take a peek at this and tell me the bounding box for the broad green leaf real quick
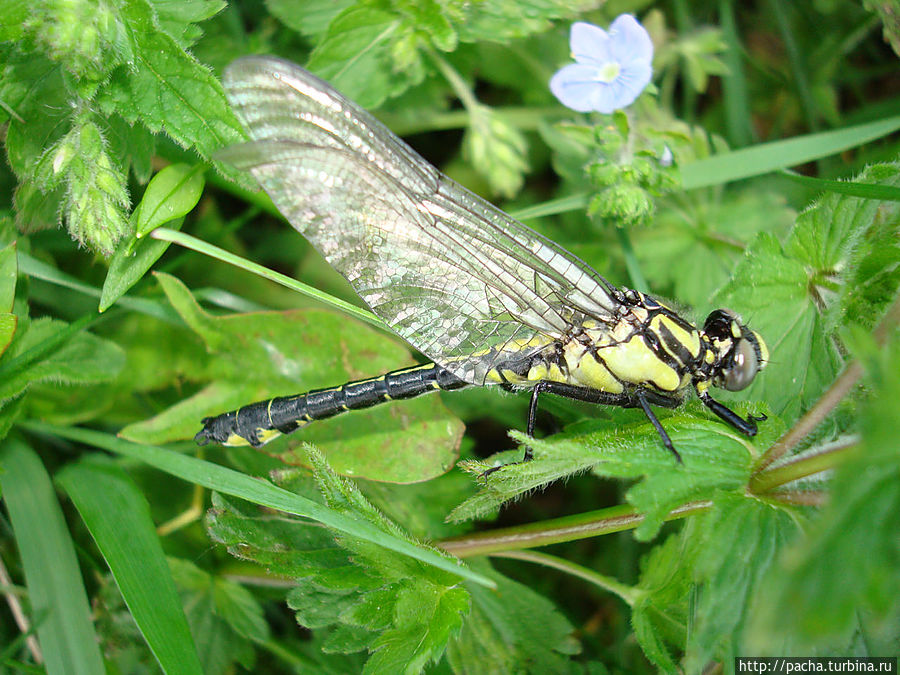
[151,0,227,47]
[135,163,205,236]
[121,273,463,483]
[100,218,185,312]
[715,163,900,425]
[264,0,355,37]
[0,438,106,675]
[0,314,18,359]
[456,0,599,42]
[0,317,125,405]
[632,534,693,673]
[1,54,69,176]
[446,561,579,674]
[452,402,781,535]
[306,6,408,109]
[56,460,204,675]
[746,331,900,651]
[106,113,156,183]
[101,163,204,309]
[684,493,799,671]
[712,232,841,423]
[786,163,900,330]
[106,1,246,176]
[634,190,795,309]
[167,558,265,673]
[0,395,25,443]
[209,446,471,672]
[24,422,493,589]
[0,0,27,43]
[785,164,900,274]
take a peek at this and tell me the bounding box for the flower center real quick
[596,62,621,83]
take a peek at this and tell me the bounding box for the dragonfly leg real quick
[697,391,767,436]
[635,390,682,463]
[482,381,684,476]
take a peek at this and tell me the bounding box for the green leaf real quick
[446,561,579,673]
[0,395,25,443]
[207,450,473,671]
[747,330,900,651]
[297,448,473,667]
[714,163,900,425]
[121,273,463,484]
[0,242,18,356]
[100,219,184,313]
[135,163,205,237]
[167,557,265,673]
[264,0,355,37]
[453,403,781,536]
[105,0,246,175]
[712,232,842,423]
[684,493,799,671]
[634,190,795,309]
[456,0,598,42]
[24,422,494,589]
[0,54,69,178]
[56,459,204,675]
[632,534,692,673]
[151,0,227,47]
[0,0,27,42]
[100,163,204,310]
[307,6,408,109]
[0,438,106,675]
[0,317,125,405]
[0,313,18,360]
[0,240,17,311]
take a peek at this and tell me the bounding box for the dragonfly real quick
[195,56,768,466]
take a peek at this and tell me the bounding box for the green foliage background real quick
[1,1,899,673]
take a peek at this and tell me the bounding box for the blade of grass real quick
[56,460,204,675]
[0,437,106,675]
[681,115,900,188]
[778,170,900,200]
[151,228,387,331]
[20,422,495,589]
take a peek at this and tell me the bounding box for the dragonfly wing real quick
[221,56,621,385]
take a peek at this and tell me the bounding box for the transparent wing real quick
[221,56,621,384]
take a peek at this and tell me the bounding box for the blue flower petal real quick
[550,63,607,113]
[551,15,654,113]
[569,22,612,66]
[608,14,653,66]
[616,60,653,102]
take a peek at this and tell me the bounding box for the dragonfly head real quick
[702,309,768,392]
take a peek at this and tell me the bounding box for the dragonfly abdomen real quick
[195,363,467,448]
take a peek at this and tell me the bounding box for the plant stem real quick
[440,501,711,557]
[490,549,642,605]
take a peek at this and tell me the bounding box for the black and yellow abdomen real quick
[195,363,467,447]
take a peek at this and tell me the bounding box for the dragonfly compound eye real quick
[721,337,760,391]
